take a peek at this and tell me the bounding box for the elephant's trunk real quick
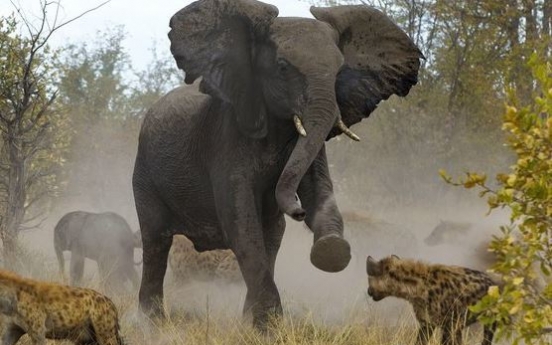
[275,81,338,222]
[275,78,351,273]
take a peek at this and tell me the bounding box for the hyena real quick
[366,255,498,345]
[168,235,242,283]
[0,269,123,345]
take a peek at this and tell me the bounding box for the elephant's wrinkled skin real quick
[133,0,423,327]
[54,211,141,291]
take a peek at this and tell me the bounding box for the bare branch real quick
[37,0,112,52]
[9,0,39,40]
[24,167,53,190]
[23,191,48,211]
[20,211,46,231]
[21,92,57,134]
[9,0,112,76]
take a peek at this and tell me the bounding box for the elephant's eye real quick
[277,58,290,73]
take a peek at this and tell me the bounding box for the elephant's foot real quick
[252,305,283,333]
[139,294,166,320]
[310,234,351,272]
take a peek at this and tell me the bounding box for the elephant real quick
[53,211,142,291]
[423,220,551,290]
[424,220,475,247]
[132,0,423,327]
[423,220,497,271]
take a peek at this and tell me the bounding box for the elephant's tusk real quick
[336,119,360,141]
[293,115,307,137]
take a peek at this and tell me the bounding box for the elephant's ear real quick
[169,0,279,138]
[310,5,424,138]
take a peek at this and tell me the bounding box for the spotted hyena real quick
[366,255,498,345]
[0,269,123,345]
[168,235,242,283]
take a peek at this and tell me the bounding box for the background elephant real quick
[133,0,422,327]
[423,220,497,271]
[423,220,550,290]
[53,211,141,291]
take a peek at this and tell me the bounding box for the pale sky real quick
[1,0,316,70]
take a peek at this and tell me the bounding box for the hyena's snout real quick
[367,286,385,301]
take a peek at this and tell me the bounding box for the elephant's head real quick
[168,0,422,222]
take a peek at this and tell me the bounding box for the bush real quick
[441,53,552,344]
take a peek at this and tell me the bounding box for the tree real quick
[441,54,552,344]
[0,1,107,266]
[52,32,181,216]
[127,43,183,118]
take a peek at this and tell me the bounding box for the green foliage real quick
[127,43,183,118]
[441,54,552,344]
[0,14,70,237]
[56,26,131,124]
[52,29,181,213]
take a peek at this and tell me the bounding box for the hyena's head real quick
[366,255,411,301]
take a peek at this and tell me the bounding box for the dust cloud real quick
[16,106,511,327]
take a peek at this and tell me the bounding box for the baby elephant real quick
[54,211,142,291]
[366,255,498,345]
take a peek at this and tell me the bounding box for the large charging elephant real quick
[133,0,423,327]
[54,211,141,290]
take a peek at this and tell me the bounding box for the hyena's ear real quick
[366,256,382,276]
[391,254,400,260]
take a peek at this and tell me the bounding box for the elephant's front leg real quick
[213,175,281,329]
[242,199,286,318]
[297,146,350,272]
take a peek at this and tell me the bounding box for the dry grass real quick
[116,298,492,345]
[6,246,499,345]
[120,305,416,345]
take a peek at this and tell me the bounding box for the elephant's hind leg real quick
[134,182,174,318]
[70,252,85,286]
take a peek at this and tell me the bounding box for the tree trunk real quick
[543,0,552,57]
[1,125,26,267]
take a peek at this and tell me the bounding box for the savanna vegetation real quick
[1,0,552,344]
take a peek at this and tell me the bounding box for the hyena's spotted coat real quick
[168,235,242,283]
[366,255,498,345]
[0,269,123,345]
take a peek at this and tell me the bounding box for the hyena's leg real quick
[89,301,123,345]
[93,329,123,345]
[25,316,47,345]
[441,320,463,345]
[481,322,496,345]
[415,321,435,345]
